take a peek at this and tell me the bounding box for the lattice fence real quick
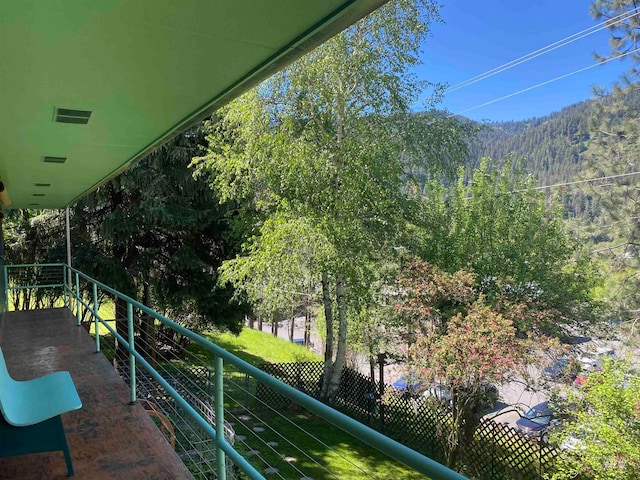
[256,361,564,480]
[256,362,323,408]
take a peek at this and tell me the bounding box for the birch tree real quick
[194,0,473,402]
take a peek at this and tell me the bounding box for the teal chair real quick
[0,346,82,476]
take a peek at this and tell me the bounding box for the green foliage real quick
[590,0,640,80]
[468,100,594,209]
[581,83,640,320]
[72,129,249,332]
[420,159,600,332]
[194,0,474,400]
[550,359,640,479]
[393,261,555,469]
[4,210,66,266]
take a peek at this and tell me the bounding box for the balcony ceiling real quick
[0,0,387,210]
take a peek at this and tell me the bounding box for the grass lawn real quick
[200,327,322,364]
[193,327,428,480]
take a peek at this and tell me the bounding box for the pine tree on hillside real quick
[583,0,640,319]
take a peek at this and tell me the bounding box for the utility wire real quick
[530,171,640,191]
[449,47,640,117]
[446,8,640,93]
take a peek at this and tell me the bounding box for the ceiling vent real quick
[43,156,67,164]
[35,183,51,187]
[32,193,45,197]
[54,108,92,125]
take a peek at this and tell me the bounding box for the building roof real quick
[0,0,387,209]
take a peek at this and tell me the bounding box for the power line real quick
[446,8,640,94]
[531,171,640,191]
[449,47,640,117]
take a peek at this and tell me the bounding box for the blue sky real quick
[414,0,631,122]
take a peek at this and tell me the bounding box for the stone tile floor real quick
[0,307,192,479]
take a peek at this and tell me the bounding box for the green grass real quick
[200,327,322,364]
[191,327,427,479]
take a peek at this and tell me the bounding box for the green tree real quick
[550,359,640,480]
[3,209,68,310]
[584,0,640,322]
[194,0,474,402]
[394,261,549,472]
[71,129,248,365]
[582,85,640,322]
[421,159,599,334]
[591,0,640,78]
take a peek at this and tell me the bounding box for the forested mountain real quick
[468,99,593,187]
[465,88,640,220]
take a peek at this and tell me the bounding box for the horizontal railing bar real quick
[7,283,65,291]
[11,263,466,479]
[5,263,65,268]
[64,264,466,480]
[65,284,265,480]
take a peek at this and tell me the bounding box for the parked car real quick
[543,358,578,381]
[578,347,616,371]
[423,381,452,403]
[423,382,498,409]
[516,401,563,441]
[391,374,424,395]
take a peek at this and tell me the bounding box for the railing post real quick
[93,282,100,353]
[63,265,68,309]
[74,271,81,326]
[215,355,226,480]
[3,264,8,312]
[128,302,136,404]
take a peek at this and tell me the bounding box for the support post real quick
[378,353,386,432]
[0,211,6,313]
[214,355,227,480]
[65,207,72,286]
[93,282,100,352]
[63,265,68,309]
[74,271,81,326]
[128,302,136,404]
[2,264,8,313]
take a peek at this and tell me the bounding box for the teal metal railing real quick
[4,263,468,480]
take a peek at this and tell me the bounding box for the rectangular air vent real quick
[43,156,67,164]
[54,108,92,125]
[32,193,45,197]
[34,183,51,187]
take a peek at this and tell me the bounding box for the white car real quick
[423,381,452,403]
[578,347,615,371]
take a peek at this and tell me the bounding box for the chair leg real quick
[54,416,74,477]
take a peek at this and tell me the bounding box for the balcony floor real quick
[0,307,193,479]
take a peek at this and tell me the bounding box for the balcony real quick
[0,264,467,480]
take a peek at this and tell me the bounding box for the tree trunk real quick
[271,311,279,337]
[304,303,311,347]
[326,274,347,400]
[320,271,334,401]
[289,311,295,342]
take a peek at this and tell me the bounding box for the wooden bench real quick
[0,346,82,476]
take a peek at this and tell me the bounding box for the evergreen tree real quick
[583,0,640,319]
[71,128,248,364]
